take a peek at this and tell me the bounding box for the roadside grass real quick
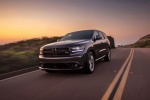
[0,36,61,74]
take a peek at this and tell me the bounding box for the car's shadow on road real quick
[40,59,105,78]
[42,70,86,77]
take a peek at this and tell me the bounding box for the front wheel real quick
[84,52,95,74]
[104,48,111,62]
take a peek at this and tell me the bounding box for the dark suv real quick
[39,30,111,73]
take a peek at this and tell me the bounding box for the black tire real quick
[84,52,95,74]
[104,48,111,62]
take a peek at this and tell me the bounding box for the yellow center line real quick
[101,48,133,100]
[113,49,134,100]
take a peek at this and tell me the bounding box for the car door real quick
[99,31,109,55]
[97,31,107,57]
[93,30,104,59]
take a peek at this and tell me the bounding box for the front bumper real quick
[39,55,86,70]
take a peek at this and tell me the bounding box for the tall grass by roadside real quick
[0,36,61,74]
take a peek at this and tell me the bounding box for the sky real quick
[0,0,150,45]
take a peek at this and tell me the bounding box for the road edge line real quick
[0,66,38,76]
[0,70,39,82]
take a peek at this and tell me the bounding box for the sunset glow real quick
[0,0,150,45]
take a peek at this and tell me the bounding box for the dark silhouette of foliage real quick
[107,36,115,48]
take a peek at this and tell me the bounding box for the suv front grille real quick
[43,48,70,57]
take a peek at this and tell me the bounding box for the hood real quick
[42,40,90,48]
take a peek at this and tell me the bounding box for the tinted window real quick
[102,32,107,39]
[60,30,93,41]
[98,31,104,39]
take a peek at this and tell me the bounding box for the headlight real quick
[70,46,85,52]
[40,48,43,55]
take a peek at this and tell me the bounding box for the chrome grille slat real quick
[43,48,70,57]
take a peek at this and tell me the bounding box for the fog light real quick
[75,64,78,68]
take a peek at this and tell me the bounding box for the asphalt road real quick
[0,48,149,100]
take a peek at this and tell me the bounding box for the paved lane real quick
[122,48,150,100]
[1,48,148,100]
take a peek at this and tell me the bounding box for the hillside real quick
[0,37,61,74]
[0,36,115,74]
[125,34,150,48]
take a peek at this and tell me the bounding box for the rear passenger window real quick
[98,31,104,39]
[102,32,107,39]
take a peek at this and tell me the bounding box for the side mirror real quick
[95,35,102,41]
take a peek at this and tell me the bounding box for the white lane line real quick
[0,66,38,76]
[113,49,134,100]
[101,48,133,100]
[0,70,39,82]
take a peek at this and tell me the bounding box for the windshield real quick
[60,30,93,41]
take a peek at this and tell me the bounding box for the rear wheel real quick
[84,52,95,74]
[104,48,111,61]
